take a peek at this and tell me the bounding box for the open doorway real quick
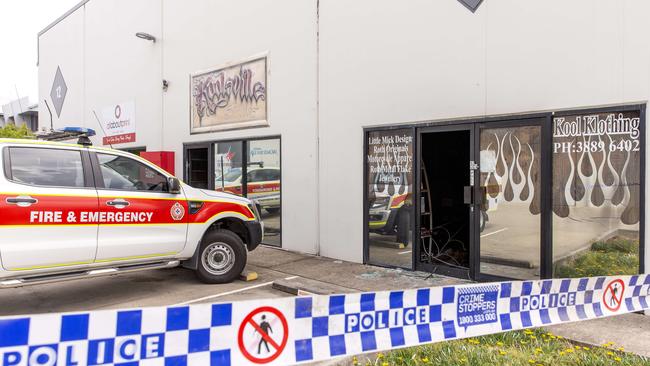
[418,128,472,277]
[186,147,210,189]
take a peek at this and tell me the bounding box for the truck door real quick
[92,152,188,262]
[0,146,98,271]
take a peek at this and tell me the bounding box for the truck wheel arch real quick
[181,218,250,270]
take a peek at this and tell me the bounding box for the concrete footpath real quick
[546,313,650,358]
[0,246,646,362]
[252,247,650,361]
[248,246,467,293]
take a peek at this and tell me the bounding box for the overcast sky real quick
[0,0,80,107]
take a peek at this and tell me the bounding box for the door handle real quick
[463,186,473,205]
[5,196,38,207]
[106,199,130,207]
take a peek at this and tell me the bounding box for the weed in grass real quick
[362,328,649,366]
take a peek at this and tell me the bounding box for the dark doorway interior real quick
[420,130,471,272]
[187,147,209,189]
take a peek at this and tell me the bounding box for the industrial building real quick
[38,0,648,281]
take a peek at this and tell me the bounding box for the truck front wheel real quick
[196,229,247,284]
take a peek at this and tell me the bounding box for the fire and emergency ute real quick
[0,138,263,287]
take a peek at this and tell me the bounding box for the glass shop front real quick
[364,105,645,281]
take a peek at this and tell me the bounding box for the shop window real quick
[212,138,281,247]
[479,125,542,280]
[366,128,414,269]
[215,141,244,196]
[248,139,281,247]
[552,110,642,278]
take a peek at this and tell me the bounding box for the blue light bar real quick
[59,127,96,137]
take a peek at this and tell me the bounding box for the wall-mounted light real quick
[135,32,156,43]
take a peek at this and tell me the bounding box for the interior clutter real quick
[419,131,470,269]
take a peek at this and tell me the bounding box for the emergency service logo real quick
[171,202,185,221]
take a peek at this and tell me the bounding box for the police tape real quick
[0,274,648,366]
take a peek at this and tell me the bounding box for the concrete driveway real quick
[0,246,463,316]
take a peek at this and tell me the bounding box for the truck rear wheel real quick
[196,229,247,284]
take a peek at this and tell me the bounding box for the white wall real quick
[318,0,650,263]
[83,0,163,150]
[39,0,320,256]
[161,0,319,255]
[38,0,162,149]
[38,7,85,128]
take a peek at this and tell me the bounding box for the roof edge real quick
[37,0,90,38]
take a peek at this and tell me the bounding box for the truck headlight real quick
[248,203,261,221]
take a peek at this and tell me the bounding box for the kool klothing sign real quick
[552,111,641,225]
[101,101,136,145]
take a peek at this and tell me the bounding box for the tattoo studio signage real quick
[552,111,641,225]
[191,56,268,133]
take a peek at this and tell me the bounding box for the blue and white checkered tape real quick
[0,274,647,365]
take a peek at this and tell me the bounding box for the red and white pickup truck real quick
[0,138,263,287]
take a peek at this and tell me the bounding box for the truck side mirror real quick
[168,177,181,194]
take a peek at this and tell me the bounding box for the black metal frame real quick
[183,142,214,189]
[416,123,475,280]
[472,116,550,282]
[183,135,283,248]
[363,104,646,281]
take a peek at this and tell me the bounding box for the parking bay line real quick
[174,275,298,306]
[398,250,412,255]
[480,227,508,238]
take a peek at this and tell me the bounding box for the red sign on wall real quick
[103,133,136,145]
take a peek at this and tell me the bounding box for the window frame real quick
[2,145,94,190]
[90,151,171,193]
[183,135,282,247]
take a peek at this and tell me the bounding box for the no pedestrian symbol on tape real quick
[603,279,625,312]
[238,306,289,363]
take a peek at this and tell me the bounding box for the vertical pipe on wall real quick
[315,0,321,255]
[640,105,647,317]
[160,0,165,151]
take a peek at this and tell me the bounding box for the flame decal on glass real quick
[552,111,640,226]
[481,127,540,215]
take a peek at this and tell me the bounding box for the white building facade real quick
[39,0,649,281]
